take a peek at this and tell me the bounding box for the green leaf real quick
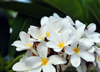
[8,13,40,59]
[86,1,100,24]
[43,0,85,22]
[0,1,64,18]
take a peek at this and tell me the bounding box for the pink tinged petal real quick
[49,55,67,65]
[12,62,28,71]
[37,42,48,58]
[19,31,31,45]
[43,63,56,72]
[86,23,96,34]
[50,31,61,44]
[71,54,81,67]
[46,41,59,49]
[25,56,42,68]
[65,46,74,55]
[75,25,85,39]
[12,41,27,48]
[79,51,95,62]
[41,16,49,26]
[29,65,42,72]
[28,26,40,39]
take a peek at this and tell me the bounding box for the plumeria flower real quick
[40,16,63,40]
[46,29,72,52]
[65,25,95,67]
[12,50,32,72]
[28,26,45,42]
[25,42,67,72]
[83,23,100,43]
[65,41,95,67]
[12,31,33,51]
[12,31,38,55]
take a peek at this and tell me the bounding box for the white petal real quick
[46,41,59,49]
[51,21,62,32]
[50,31,61,44]
[26,50,32,58]
[28,26,40,39]
[65,46,74,55]
[86,23,96,34]
[41,16,49,26]
[25,56,42,68]
[81,59,87,72]
[19,31,31,45]
[88,46,95,53]
[16,47,29,51]
[76,65,82,72]
[12,62,28,71]
[79,42,90,51]
[49,55,67,65]
[95,46,100,55]
[79,38,94,48]
[29,65,42,72]
[54,48,62,52]
[61,29,69,43]
[12,41,27,48]
[53,13,60,19]
[75,25,85,39]
[75,20,84,28]
[79,51,95,61]
[37,42,48,58]
[71,54,81,67]
[43,63,56,72]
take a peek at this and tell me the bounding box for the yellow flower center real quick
[41,58,48,66]
[58,43,64,49]
[39,37,43,39]
[27,44,32,47]
[46,32,50,37]
[27,68,30,71]
[73,47,80,54]
[98,57,99,60]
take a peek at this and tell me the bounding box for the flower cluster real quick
[12,13,100,72]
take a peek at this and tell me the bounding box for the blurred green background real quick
[0,0,100,72]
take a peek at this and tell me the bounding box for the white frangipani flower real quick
[12,50,32,72]
[65,41,95,67]
[25,42,67,72]
[12,31,33,51]
[65,25,94,67]
[46,29,72,52]
[40,16,63,39]
[28,26,45,42]
[84,23,100,43]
